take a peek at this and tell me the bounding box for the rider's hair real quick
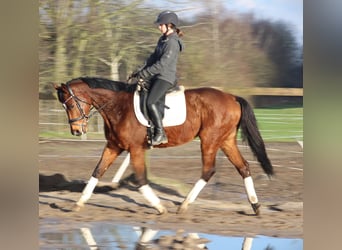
[168,23,184,37]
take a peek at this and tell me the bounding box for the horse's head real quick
[54,82,92,136]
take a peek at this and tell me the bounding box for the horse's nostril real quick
[72,129,82,136]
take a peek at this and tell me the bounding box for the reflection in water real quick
[40,219,303,249]
[135,227,158,247]
[242,237,253,250]
[135,227,209,249]
[80,227,98,250]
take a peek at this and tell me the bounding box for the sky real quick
[225,0,303,44]
[145,0,303,45]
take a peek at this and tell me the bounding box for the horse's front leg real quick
[73,144,122,211]
[130,148,167,215]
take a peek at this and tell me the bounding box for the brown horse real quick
[54,77,273,215]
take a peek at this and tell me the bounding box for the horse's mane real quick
[68,77,137,93]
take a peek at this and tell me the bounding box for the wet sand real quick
[39,140,303,238]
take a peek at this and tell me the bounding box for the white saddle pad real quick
[133,85,186,127]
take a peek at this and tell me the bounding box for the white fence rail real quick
[39,100,105,137]
[39,100,303,141]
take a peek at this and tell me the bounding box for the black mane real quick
[68,77,137,93]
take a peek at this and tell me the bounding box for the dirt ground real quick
[39,139,303,239]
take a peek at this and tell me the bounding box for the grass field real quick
[252,107,303,142]
[39,107,303,142]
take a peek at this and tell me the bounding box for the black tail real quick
[236,96,274,177]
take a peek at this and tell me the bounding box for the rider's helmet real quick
[154,11,179,27]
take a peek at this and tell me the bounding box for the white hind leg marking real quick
[244,176,258,204]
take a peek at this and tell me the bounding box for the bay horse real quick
[54,77,273,215]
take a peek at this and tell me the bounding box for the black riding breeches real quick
[146,79,173,109]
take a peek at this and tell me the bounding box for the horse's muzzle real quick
[71,129,83,136]
[70,123,87,136]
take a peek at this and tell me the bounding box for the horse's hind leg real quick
[221,136,261,215]
[73,144,123,211]
[177,143,218,214]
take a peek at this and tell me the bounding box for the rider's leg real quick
[147,79,172,145]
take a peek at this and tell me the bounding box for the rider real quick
[132,10,184,146]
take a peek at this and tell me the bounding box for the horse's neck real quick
[91,90,130,122]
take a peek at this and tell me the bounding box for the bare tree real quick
[39,0,302,97]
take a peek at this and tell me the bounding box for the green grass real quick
[39,131,105,140]
[241,107,303,142]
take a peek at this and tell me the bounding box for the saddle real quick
[133,85,187,127]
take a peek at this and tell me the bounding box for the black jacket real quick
[142,32,183,85]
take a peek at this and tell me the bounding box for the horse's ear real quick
[53,83,60,90]
[53,83,65,90]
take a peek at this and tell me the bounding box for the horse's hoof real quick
[251,203,261,215]
[156,204,168,215]
[72,204,83,212]
[177,204,188,214]
[110,182,120,189]
[158,208,168,215]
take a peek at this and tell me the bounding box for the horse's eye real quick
[62,103,74,110]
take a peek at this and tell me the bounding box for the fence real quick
[39,100,105,139]
[39,90,303,142]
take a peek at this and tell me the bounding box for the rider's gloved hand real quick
[137,69,152,81]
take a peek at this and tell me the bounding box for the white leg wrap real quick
[138,228,159,244]
[188,233,206,249]
[111,153,130,183]
[244,176,258,204]
[80,228,98,250]
[77,176,98,205]
[139,184,161,207]
[242,237,254,250]
[187,179,207,203]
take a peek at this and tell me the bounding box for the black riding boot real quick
[149,104,168,145]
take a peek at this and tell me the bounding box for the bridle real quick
[62,83,105,126]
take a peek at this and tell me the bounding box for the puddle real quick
[40,219,303,249]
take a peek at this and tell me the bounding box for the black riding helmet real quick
[154,11,179,27]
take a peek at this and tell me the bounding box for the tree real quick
[178,11,276,88]
[39,0,158,92]
[39,1,302,98]
[252,20,302,87]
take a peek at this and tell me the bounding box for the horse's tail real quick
[235,96,274,177]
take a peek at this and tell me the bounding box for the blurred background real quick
[39,0,303,139]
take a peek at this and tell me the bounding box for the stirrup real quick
[152,133,168,146]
